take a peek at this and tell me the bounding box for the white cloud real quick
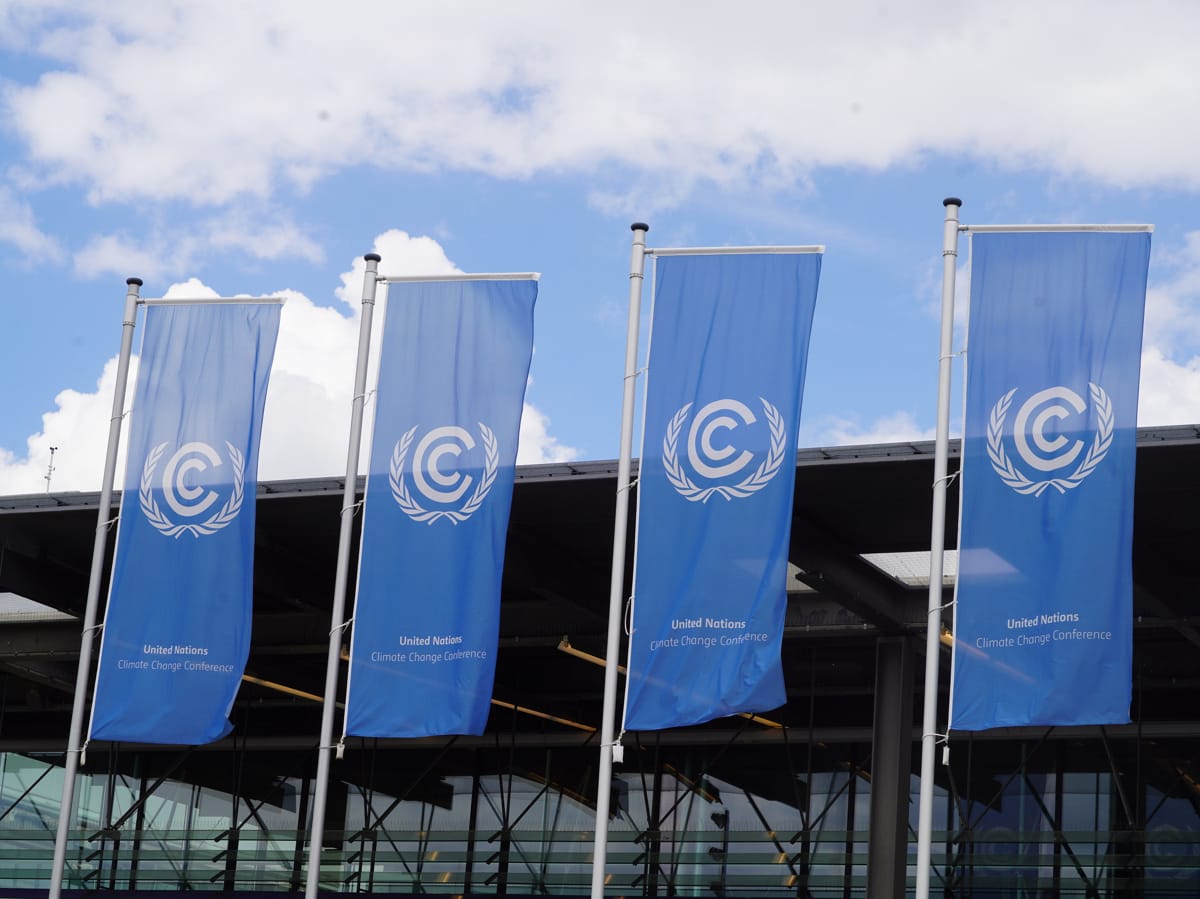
[1137,231,1200,426]
[367,230,461,288]
[813,411,935,448]
[74,233,165,280]
[1143,236,1200,358]
[0,185,61,260]
[0,355,137,495]
[6,3,1200,207]
[1138,347,1200,427]
[72,209,324,280]
[0,230,578,494]
[203,211,325,264]
[517,404,579,465]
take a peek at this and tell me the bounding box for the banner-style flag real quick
[623,251,821,731]
[950,230,1150,730]
[90,300,281,744]
[344,277,536,738]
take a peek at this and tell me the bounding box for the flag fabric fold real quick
[344,278,536,738]
[623,251,821,731]
[90,300,281,745]
[950,230,1150,730]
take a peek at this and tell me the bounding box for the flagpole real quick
[305,253,381,899]
[590,223,649,899]
[915,198,961,899]
[49,277,143,899]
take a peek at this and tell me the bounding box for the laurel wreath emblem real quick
[389,423,500,524]
[986,383,1114,497]
[139,441,245,538]
[662,397,788,502]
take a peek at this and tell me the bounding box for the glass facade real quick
[2,730,1200,895]
[2,435,1197,897]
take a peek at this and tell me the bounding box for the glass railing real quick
[0,827,1196,894]
[3,826,863,893]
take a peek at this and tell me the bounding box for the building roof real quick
[1,425,1198,750]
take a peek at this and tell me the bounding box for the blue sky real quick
[2,2,1199,493]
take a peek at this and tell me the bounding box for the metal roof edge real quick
[3,424,1198,512]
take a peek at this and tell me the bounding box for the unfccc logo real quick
[140,441,245,537]
[663,397,787,502]
[389,424,499,524]
[987,384,1114,496]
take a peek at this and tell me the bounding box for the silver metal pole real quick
[589,223,649,899]
[49,277,143,899]
[304,253,381,899]
[915,198,962,899]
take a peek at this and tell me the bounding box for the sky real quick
[2,1,1200,494]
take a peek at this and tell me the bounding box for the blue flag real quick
[950,230,1150,731]
[623,251,821,731]
[345,278,536,738]
[90,300,281,745]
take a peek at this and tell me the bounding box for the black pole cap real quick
[631,222,650,232]
[943,197,963,207]
[364,253,382,262]
[126,277,143,287]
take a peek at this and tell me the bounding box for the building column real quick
[866,636,915,899]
